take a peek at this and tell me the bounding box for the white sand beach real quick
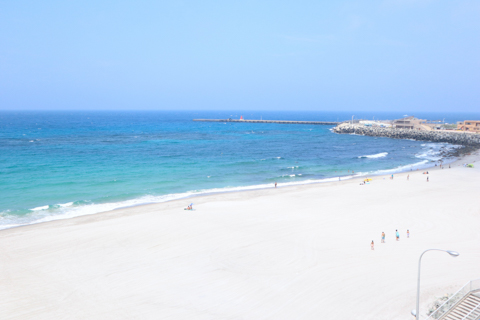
[1,152,479,320]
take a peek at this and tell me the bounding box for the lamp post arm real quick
[416,249,453,320]
[416,250,428,319]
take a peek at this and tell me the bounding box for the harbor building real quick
[393,116,429,130]
[457,120,480,132]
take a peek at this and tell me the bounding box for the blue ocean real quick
[1,111,478,229]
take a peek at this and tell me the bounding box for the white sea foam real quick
[414,142,461,161]
[358,152,388,159]
[355,142,459,177]
[354,160,428,177]
[58,202,73,207]
[0,175,356,231]
[31,205,49,211]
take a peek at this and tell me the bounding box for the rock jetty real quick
[333,124,480,146]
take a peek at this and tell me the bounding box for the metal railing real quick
[461,303,480,320]
[426,278,480,319]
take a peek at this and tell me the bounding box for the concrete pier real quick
[193,119,339,125]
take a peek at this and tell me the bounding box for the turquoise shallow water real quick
[1,110,478,229]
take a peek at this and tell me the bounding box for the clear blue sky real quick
[1,1,479,111]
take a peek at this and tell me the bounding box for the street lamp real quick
[412,249,460,319]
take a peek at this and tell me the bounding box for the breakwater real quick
[333,124,480,146]
[193,119,339,125]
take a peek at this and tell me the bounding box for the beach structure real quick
[457,120,480,132]
[426,279,480,320]
[393,116,430,130]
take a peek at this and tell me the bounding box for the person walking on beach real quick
[381,232,385,243]
[395,229,399,241]
[371,240,374,250]
[275,182,277,188]
[427,176,429,182]
[407,174,409,180]
[407,230,410,238]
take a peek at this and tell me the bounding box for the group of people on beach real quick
[434,163,451,169]
[371,229,409,250]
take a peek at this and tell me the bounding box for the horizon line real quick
[1,109,479,114]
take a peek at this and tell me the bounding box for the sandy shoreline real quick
[0,141,460,232]
[1,151,479,319]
